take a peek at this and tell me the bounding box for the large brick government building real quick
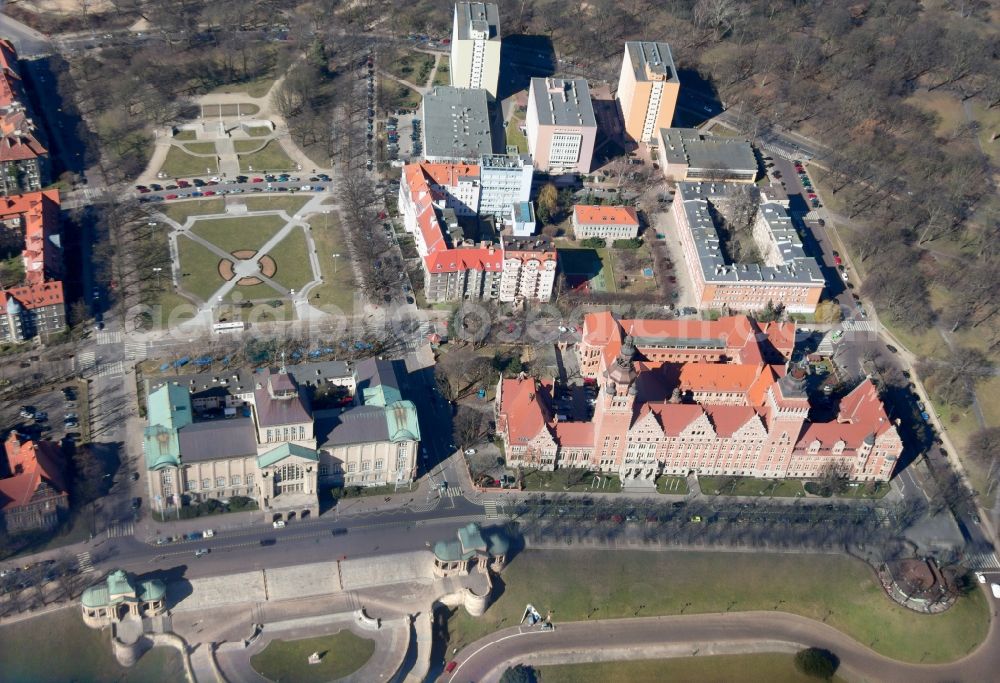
[496,312,902,483]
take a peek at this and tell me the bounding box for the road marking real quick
[76,551,94,573]
[967,551,1000,571]
[451,626,554,680]
[106,521,134,539]
[484,500,499,519]
[96,330,123,345]
[77,351,96,371]
[95,360,124,378]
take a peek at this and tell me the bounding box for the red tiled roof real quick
[425,247,503,273]
[573,204,639,226]
[647,403,704,436]
[0,40,47,162]
[0,432,67,511]
[0,280,64,311]
[679,363,762,393]
[554,421,593,447]
[702,404,760,438]
[498,378,551,444]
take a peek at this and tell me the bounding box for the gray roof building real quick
[421,86,494,161]
[177,419,257,463]
[454,2,500,41]
[253,369,312,427]
[675,182,824,287]
[657,128,757,183]
[624,41,679,84]
[529,77,596,127]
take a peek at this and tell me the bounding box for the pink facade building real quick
[525,77,597,174]
[496,312,902,484]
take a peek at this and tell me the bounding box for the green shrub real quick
[612,238,641,249]
[794,648,839,679]
[580,237,606,249]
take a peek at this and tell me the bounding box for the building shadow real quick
[498,34,556,101]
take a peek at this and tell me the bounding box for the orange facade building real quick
[496,312,901,484]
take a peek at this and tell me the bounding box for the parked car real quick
[273,520,286,529]
[194,549,209,558]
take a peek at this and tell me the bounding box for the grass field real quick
[505,112,528,154]
[0,607,185,683]
[537,654,847,683]
[177,236,225,301]
[201,102,261,117]
[656,475,689,494]
[432,58,450,87]
[444,550,989,664]
[381,81,421,112]
[307,213,356,314]
[246,125,273,137]
[522,469,622,493]
[384,50,435,85]
[173,130,197,141]
[159,199,226,224]
[699,476,805,498]
[224,282,283,304]
[557,247,614,292]
[181,141,218,156]
[190,215,286,252]
[250,629,374,683]
[210,76,275,98]
[906,89,966,137]
[161,145,218,177]
[238,140,296,172]
[233,139,268,154]
[267,226,315,292]
[241,195,310,214]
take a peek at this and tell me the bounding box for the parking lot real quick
[1,380,87,447]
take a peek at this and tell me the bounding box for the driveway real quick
[449,607,1000,683]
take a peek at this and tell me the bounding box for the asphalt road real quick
[450,607,1000,683]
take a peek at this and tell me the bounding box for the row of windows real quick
[185,474,254,491]
[266,426,307,442]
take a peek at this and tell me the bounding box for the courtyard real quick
[249,629,375,683]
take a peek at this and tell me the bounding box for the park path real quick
[451,608,1000,683]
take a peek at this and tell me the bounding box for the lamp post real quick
[332,253,341,273]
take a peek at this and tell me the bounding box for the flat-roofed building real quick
[478,153,533,218]
[616,41,680,144]
[672,182,825,314]
[526,77,597,174]
[571,204,640,240]
[450,2,502,98]
[421,86,495,162]
[656,128,757,183]
[507,201,536,237]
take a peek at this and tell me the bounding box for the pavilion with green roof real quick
[431,522,509,578]
[81,569,167,629]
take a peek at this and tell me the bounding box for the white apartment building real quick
[450,2,502,99]
[499,235,557,303]
[478,153,533,218]
[525,77,597,174]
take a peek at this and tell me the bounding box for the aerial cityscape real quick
[0,1,997,682]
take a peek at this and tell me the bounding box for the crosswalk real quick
[96,329,123,345]
[484,499,499,519]
[441,487,462,499]
[76,551,94,574]
[125,339,148,361]
[106,521,134,539]
[77,350,96,371]
[966,551,1000,571]
[842,320,877,333]
[94,360,125,378]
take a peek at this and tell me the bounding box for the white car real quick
[272,520,286,529]
[464,448,476,455]
[203,529,215,538]
[976,572,986,584]
[558,326,568,333]
[992,583,1000,599]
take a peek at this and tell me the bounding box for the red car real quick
[378,211,387,219]
[203,191,216,196]
[165,194,178,200]
[177,180,191,188]
[833,255,843,266]
[252,177,264,183]
[445,661,457,673]
[137,187,150,193]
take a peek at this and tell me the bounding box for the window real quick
[266,429,273,442]
[216,476,225,488]
[348,463,356,473]
[185,480,195,491]
[375,460,383,470]
[231,474,241,486]
[162,471,173,484]
[275,463,304,483]
[246,474,254,489]
[362,461,371,471]
[318,465,329,476]
[298,425,305,439]
[202,478,211,490]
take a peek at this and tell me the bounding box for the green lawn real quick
[172,129,197,141]
[246,126,273,137]
[181,141,218,156]
[384,50,435,85]
[0,607,185,683]
[250,629,374,683]
[224,282,285,304]
[538,654,847,683]
[234,139,267,154]
[381,81,421,112]
[177,235,225,301]
[241,195,311,214]
[445,550,989,664]
[432,58,450,87]
[210,76,275,98]
[238,140,295,172]
[505,113,528,154]
[307,214,356,315]
[266,226,315,292]
[699,476,805,498]
[159,199,226,225]
[655,475,688,495]
[160,145,218,177]
[190,215,287,252]
[201,102,261,117]
[522,469,622,493]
